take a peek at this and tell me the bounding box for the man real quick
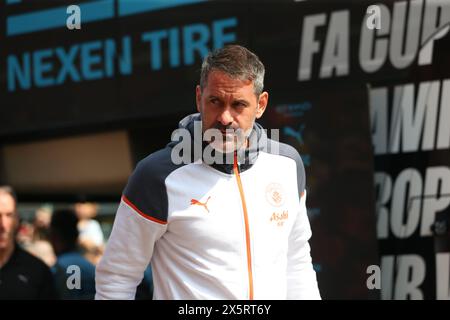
[96,45,321,299]
[49,209,96,300]
[0,186,56,299]
[74,201,105,266]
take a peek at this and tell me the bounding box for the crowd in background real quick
[18,202,105,269]
[0,186,153,299]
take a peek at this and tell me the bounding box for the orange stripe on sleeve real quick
[122,195,167,225]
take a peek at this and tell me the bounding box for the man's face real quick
[0,193,17,250]
[196,70,268,153]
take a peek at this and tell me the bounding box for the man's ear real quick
[256,91,269,119]
[196,85,202,113]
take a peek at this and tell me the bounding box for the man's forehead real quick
[204,82,255,101]
[206,91,251,101]
[206,71,253,90]
[0,193,16,212]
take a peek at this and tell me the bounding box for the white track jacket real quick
[95,113,321,300]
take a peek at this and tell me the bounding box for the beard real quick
[204,124,252,154]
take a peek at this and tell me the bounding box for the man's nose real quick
[217,107,234,126]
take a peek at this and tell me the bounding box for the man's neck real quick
[0,242,15,268]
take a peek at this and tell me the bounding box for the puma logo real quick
[190,196,211,213]
[283,124,305,145]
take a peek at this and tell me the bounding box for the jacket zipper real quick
[233,151,254,300]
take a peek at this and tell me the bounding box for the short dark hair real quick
[51,209,79,248]
[200,45,265,96]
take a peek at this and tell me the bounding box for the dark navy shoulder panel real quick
[265,139,306,194]
[123,146,185,223]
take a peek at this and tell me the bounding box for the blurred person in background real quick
[23,206,56,267]
[49,208,96,300]
[0,186,57,299]
[74,201,104,265]
[34,206,52,232]
[15,220,34,247]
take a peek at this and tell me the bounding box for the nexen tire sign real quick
[296,0,450,299]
